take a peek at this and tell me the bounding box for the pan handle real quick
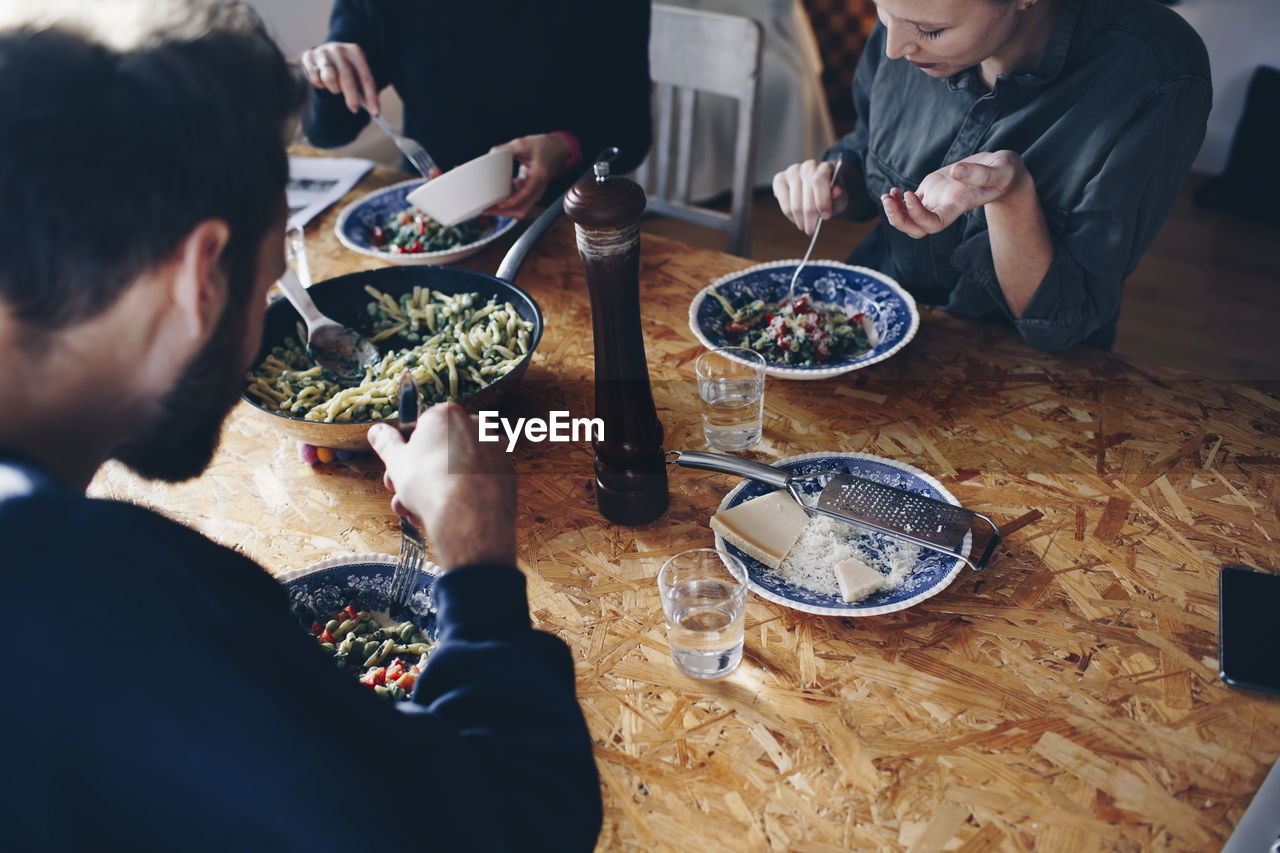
[667,450,792,489]
[495,146,621,283]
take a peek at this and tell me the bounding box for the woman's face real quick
[874,0,1020,78]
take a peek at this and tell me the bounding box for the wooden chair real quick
[637,4,763,257]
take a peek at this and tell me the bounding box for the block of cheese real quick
[710,491,811,569]
[834,556,886,603]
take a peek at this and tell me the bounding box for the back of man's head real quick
[0,0,303,332]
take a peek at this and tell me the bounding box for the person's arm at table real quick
[879,150,1052,318]
[301,0,385,148]
[881,70,1210,351]
[367,403,603,851]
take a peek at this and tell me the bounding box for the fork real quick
[368,109,439,180]
[389,516,426,607]
[388,370,425,607]
[785,154,843,311]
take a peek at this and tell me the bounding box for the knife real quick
[397,370,420,440]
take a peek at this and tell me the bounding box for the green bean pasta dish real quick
[711,292,876,367]
[245,285,533,422]
[309,604,434,701]
[370,207,492,254]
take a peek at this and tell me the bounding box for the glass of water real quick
[658,548,748,679]
[695,347,766,452]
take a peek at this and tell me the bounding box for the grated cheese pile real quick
[773,513,921,600]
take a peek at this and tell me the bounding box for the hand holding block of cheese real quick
[834,556,886,602]
[710,491,811,570]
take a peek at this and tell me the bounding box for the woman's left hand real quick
[485,133,574,220]
[881,150,1028,238]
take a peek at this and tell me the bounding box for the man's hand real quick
[301,41,379,115]
[773,158,848,236]
[485,133,574,220]
[881,150,1028,238]
[367,403,516,570]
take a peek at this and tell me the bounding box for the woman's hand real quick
[301,41,379,115]
[485,133,575,220]
[881,150,1028,238]
[773,159,848,236]
[367,403,517,570]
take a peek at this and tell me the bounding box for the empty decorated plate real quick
[689,260,919,379]
[334,178,517,266]
[713,452,969,617]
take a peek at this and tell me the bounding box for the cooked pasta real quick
[369,207,492,254]
[245,285,533,422]
[310,604,434,701]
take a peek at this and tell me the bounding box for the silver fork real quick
[388,370,425,607]
[368,110,439,180]
[389,516,426,607]
[785,154,843,311]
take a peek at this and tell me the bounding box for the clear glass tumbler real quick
[658,548,748,679]
[695,347,766,452]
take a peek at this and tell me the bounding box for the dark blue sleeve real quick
[0,488,601,852]
[301,0,381,148]
[411,565,604,852]
[559,0,652,177]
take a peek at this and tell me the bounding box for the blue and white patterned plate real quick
[334,179,518,266]
[689,259,919,379]
[277,552,440,634]
[713,452,969,617]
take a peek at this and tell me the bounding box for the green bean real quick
[363,638,395,668]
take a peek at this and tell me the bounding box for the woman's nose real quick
[883,20,917,60]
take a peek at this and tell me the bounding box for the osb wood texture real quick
[90,164,1280,851]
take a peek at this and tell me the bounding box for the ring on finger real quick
[315,60,334,72]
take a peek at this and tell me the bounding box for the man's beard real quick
[112,300,255,483]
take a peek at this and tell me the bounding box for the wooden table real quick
[91,165,1280,851]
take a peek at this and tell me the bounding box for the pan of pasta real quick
[241,202,553,451]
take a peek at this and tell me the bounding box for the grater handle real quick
[972,511,1002,571]
[667,451,792,489]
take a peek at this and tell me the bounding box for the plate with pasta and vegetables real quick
[688,259,919,379]
[242,265,543,451]
[335,178,518,266]
[279,553,439,701]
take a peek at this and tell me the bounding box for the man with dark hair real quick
[0,2,603,849]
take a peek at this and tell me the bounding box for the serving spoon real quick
[277,224,379,386]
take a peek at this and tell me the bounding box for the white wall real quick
[246,0,401,164]
[1174,0,1280,174]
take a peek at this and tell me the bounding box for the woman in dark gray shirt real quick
[774,0,1210,351]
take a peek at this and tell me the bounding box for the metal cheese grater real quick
[670,450,1002,572]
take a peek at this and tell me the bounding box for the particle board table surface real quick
[90,162,1280,852]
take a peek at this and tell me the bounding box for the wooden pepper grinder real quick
[563,160,669,525]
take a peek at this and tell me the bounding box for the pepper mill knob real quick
[563,161,668,525]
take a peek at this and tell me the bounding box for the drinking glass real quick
[695,347,765,451]
[658,548,748,679]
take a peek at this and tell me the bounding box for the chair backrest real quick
[639,4,763,257]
